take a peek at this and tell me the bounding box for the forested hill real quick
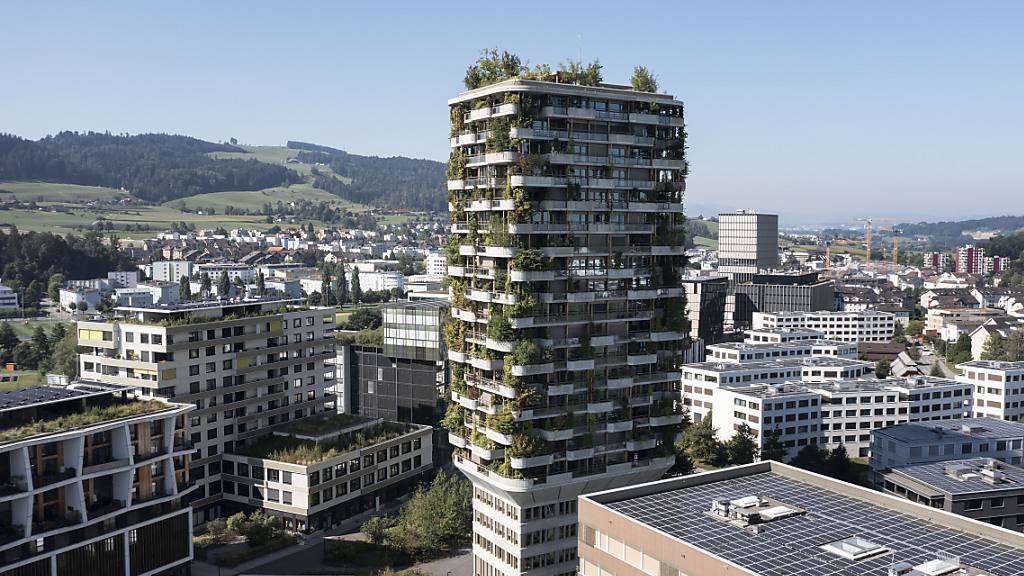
[896,215,1024,246]
[288,141,446,212]
[0,132,302,203]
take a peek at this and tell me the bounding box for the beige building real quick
[76,297,337,524]
[578,461,1024,576]
[957,360,1024,421]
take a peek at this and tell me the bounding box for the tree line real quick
[0,323,80,378]
[0,132,302,203]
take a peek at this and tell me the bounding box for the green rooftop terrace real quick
[273,413,377,439]
[237,421,417,465]
[0,400,173,445]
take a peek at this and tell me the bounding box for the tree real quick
[256,271,266,296]
[725,424,759,465]
[48,327,80,378]
[947,333,973,366]
[760,428,787,462]
[981,333,1007,361]
[179,275,192,301]
[824,445,856,483]
[875,360,891,378]
[320,271,333,306]
[1006,330,1024,362]
[382,470,472,559]
[668,444,695,476]
[335,264,349,307]
[361,515,397,545]
[892,321,905,342]
[47,273,65,301]
[217,272,230,298]
[199,272,212,297]
[0,323,18,353]
[24,280,41,307]
[350,266,362,304]
[631,65,658,92]
[789,444,828,473]
[907,319,924,338]
[680,416,724,465]
[930,363,945,377]
[341,308,382,331]
[30,326,51,359]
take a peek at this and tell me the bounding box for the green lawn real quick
[208,145,352,183]
[693,236,718,249]
[3,318,66,340]
[163,182,367,214]
[0,181,128,203]
[0,372,44,391]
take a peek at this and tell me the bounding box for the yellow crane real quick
[878,226,901,268]
[856,218,873,263]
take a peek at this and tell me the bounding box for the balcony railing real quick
[33,468,76,488]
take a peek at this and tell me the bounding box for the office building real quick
[220,413,433,532]
[753,310,896,343]
[870,417,1024,476]
[717,211,779,277]
[705,337,858,363]
[577,461,1024,576]
[680,276,727,344]
[733,271,835,329]
[0,382,195,576]
[76,297,337,524]
[957,360,1024,421]
[350,269,404,293]
[881,458,1024,532]
[0,283,18,310]
[744,327,826,343]
[446,75,688,576]
[424,253,447,277]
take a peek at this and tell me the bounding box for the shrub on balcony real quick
[467,213,479,244]
[485,116,512,152]
[511,248,546,271]
[489,457,525,479]
[450,105,466,136]
[446,149,467,181]
[442,404,467,436]
[443,319,466,353]
[471,431,496,450]
[631,66,658,93]
[510,339,545,366]
[486,405,516,435]
[486,307,516,342]
[506,433,548,459]
[514,384,541,412]
[507,293,536,319]
[445,237,460,266]
[485,214,512,246]
[510,187,533,224]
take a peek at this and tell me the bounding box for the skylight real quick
[820,536,888,561]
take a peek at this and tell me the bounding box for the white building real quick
[753,310,896,343]
[744,327,826,343]
[0,282,18,309]
[59,287,103,312]
[150,260,194,283]
[424,253,447,277]
[137,281,181,305]
[717,210,780,277]
[352,269,404,293]
[107,270,139,288]
[115,287,155,307]
[957,360,1024,421]
[705,338,859,364]
[196,262,256,283]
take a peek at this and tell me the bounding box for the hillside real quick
[896,215,1024,246]
[0,132,302,203]
[288,141,446,211]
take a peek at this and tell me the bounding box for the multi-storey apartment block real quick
[925,251,950,270]
[752,310,896,342]
[76,297,337,524]
[744,327,825,343]
[445,75,688,576]
[0,382,195,576]
[705,337,858,363]
[955,244,986,275]
[220,414,432,532]
[957,360,1024,421]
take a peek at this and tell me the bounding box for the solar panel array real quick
[890,458,1024,496]
[0,386,91,410]
[606,471,1024,576]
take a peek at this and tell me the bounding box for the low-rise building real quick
[221,413,432,532]
[0,283,18,309]
[578,461,1024,576]
[705,338,858,364]
[0,382,195,576]
[752,310,896,343]
[926,306,1005,340]
[881,458,1024,532]
[870,417,1024,475]
[58,287,103,312]
[196,262,256,283]
[957,360,1024,421]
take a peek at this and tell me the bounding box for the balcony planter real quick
[509,454,555,469]
[483,246,516,258]
[625,438,657,451]
[606,377,634,390]
[649,414,684,427]
[470,444,504,460]
[536,428,574,441]
[484,428,515,445]
[565,447,595,460]
[448,350,467,363]
[587,401,614,414]
[630,394,654,407]
[511,362,554,376]
[510,270,560,282]
[447,180,465,191]
[485,338,515,353]
[470,357,502,371]
[509,317,534,329]
[566,292,595,303]
[565,359,595,371]
[459,245,477,256]
[606,420,634,433]
[546,383,574,396]
[451,391,477,410]
[541,246,574,257]
[469,289,491,303]
[447,266,465,277]
[627,353,658,366]
[650,331,683,342]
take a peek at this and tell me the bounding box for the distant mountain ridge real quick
[0,132,447,211]
[896,215,1024,244]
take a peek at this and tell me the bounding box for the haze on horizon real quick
[2,1,1023,225]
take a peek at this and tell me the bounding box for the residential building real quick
[136,281,181,306]
[743,327,825,343]
[955,244,986,275]
[196,262,256,283]
[150,260,194,283]
[881,458,1024,532]
[220,413,433,532]
[870,417,1024,475]
[114,287,155,307]
[925,251,950,270]
[680,276,727,344]
[988,255,1008,274]
[969,317,1024,360]
[957,360,1024,421]
[351,269,404,293]
[58,287,102,313]
[106,271,139,289]
[424,253,447,277]
[752,310,896,343]
[0,382,195,576]
[733,271,836,329]
[926,306,1005,341]
[0,283,18,309]
[447,76,688,576]
[577,461,1024,576]
[705,338,858,363]
[76,297,337,524]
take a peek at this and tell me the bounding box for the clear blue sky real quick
[3,1,1023,224]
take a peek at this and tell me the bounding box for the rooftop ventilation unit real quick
[979,467,1006,485]
[945,463,974,480]
[910,554,961,576]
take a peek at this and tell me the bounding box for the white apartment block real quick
[682,357,872,424]
[107,270,139,289]
[150,260,194,283]
[714,384,824,457]
[353,270,404,293]
[753,310,896,343]
[717,210,780,276]
[744,327,825,343]
[0,282,18,309]
[76,297,337,524]
[196,263,256,283]
[424,253,447,277]
[705,339,858,364]
[59,287,103,312]
[957,360,1024,421]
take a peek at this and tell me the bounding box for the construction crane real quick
[856,218,873,264]
[877,226,902,268]
[825,240,831,270]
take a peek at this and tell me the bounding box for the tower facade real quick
[445,77,688,576]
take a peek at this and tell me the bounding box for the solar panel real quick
[605,471,1024,576]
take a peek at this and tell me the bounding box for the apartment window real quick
[991,497,1005,508]
[268,469,280,482]
[189,365,200,376]
[283,491,292,505]
[267,489,280,502]
[252,466,265,480]
[282,471,292,485]
[205,362,216,373]
[964,499,983,511]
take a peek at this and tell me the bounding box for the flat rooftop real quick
[587,462,1024,576]
[958,360,1024,371]
[0,381,133,412]
[116,295,304,314]
[875,418,1024,445]
[710,339,851,351]
[683,356,870,373]
[886,458,1024,497]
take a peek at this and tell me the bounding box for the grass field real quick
[2,318,67,340]
[0,205,282,238]
[0,372,44,392]
[0,181,128,203]
[163,182,367,214]
[693,236,718,249]
[208,145,352,183]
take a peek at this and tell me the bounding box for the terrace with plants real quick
[236,422,416,466]
[0,400,173,445]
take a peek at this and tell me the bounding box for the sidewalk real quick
[192,496,411,576]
